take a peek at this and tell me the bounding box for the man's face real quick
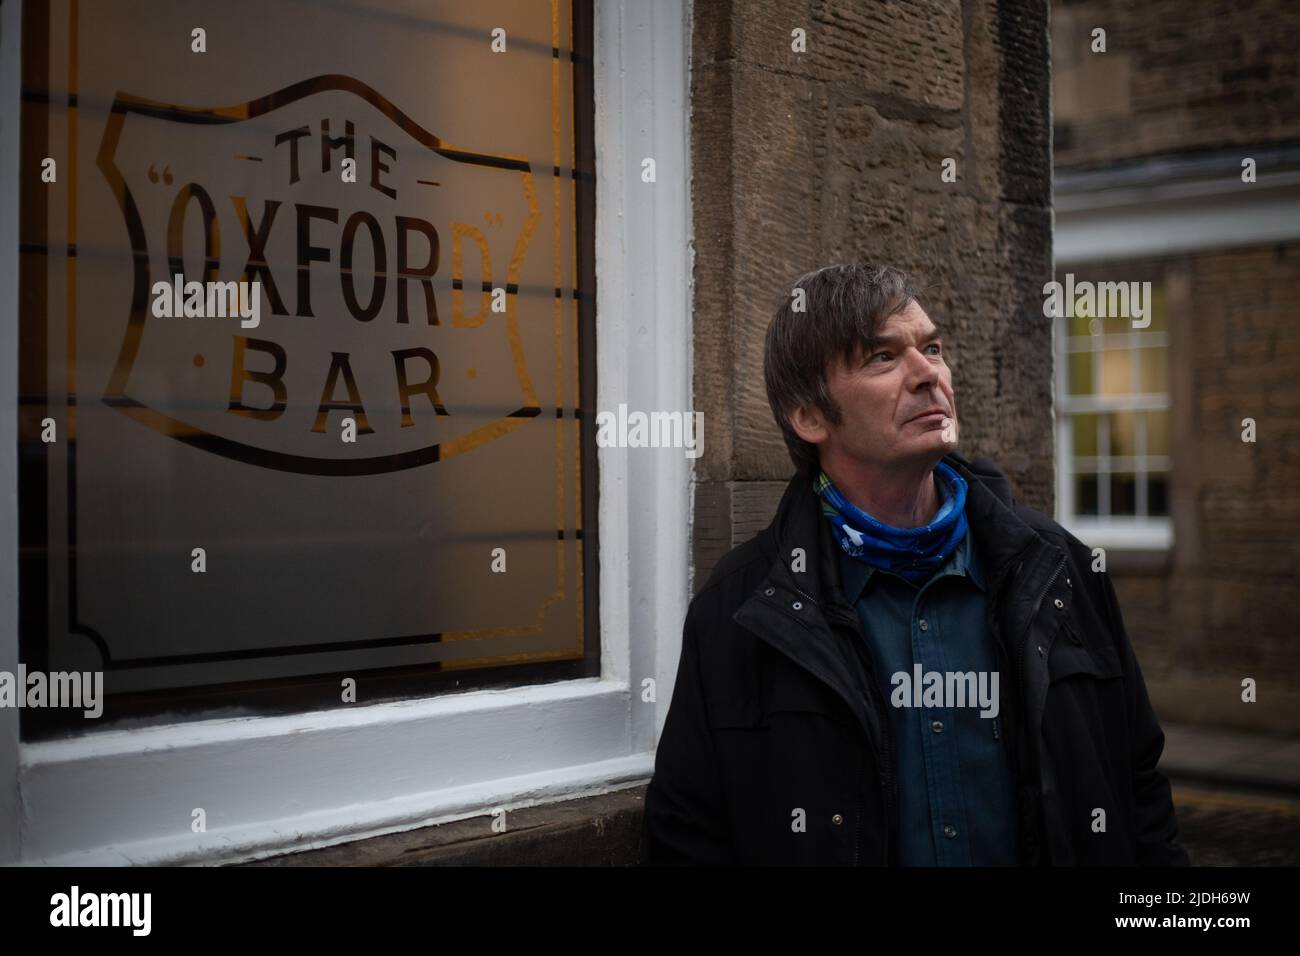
[796,300,958,472]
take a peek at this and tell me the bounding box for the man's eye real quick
[928,343,942,354]
[871,352,891,363]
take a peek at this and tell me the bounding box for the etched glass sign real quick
[18,0,597,734]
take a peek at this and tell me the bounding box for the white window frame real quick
[1054,149,1300,552]
[1054,167,1300,265]
[0,0,694,865]
[1054,314,1172,551]
[1055,152,1289,548]
[1050,143,1300,554]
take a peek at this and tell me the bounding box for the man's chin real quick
[890,436,953,469]
[912,416,959,449]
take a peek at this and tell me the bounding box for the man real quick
[641,263,1189,866]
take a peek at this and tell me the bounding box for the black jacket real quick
[641,451,1190,866]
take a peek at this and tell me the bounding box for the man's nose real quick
[902,346,938,388]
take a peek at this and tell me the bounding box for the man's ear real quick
[788,403,827,446]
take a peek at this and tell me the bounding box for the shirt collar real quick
[836,521,985,603]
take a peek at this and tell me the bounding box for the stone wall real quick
[690,0,1054,589]
[1081,244,1300,733]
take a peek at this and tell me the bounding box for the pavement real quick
[1158,723,1300,794]
[1153,724,1300,865]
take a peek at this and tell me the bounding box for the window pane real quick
[1069,350,1094,395]
[18,0,598,735]
[1072,413,1098,456]
[1075,474,1099,516]
[1111,473,1138,516]
[1101,310,1129,336]
[1148,473,1169,516]
[1100,348,1132,395]
[1109,410,1138,458]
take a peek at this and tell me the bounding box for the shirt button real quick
[1054,598,1064,609]
[792,601,802,611]
[943,824,957,839]
[918,618,929,631]
[931,720,944,733]
[832,814,844,826]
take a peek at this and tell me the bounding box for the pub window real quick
[1054,263,1172,549]
[18,0,598,739]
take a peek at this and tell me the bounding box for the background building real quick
[1052,0,1300,735]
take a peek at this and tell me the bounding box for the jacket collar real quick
[758,450,1041,610]
[732,451,1067,732]
[837,520,986,607]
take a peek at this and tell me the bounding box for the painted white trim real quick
[595,0,695,752]
[19,682,653,865]
[1054,169,1300,263]
[0,0,695,865]
[1060,520,1172,552]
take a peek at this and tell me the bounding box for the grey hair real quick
[762,263,921,478]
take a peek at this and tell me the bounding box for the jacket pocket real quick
[705,693,762,730]
[757,666,859,732]
[1040,619,1131,864]
[1048,621,1122,683]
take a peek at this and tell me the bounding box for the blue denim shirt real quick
[835,524,1019,866]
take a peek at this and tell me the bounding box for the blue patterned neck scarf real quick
[814,461,969,585]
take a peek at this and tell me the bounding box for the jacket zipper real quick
[989,561,1027,862]
[1011,552,1065,864]
[781,541,1064,865]
[785,580,893,866]
[1016,554,1066,697]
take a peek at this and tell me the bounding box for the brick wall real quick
[1164,243,1299,731]
[1053,0,1300,169]
[1052,0,1300,732]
